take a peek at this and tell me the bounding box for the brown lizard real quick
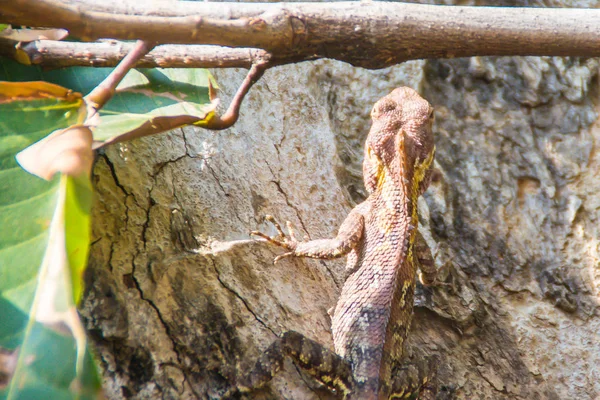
[235,87,439,399]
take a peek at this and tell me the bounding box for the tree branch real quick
[2,0,600,69]
[0,39,270,69]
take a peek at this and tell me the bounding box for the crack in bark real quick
[140,195,153,245]
[207,163,228,195]
[318,259,341,291]
[206,163,247,227]
[101,153,129,196]
[107,241,116,273]
[265,160,310,238]
[263,157,342,290]
[181,129,193,158]
[273,124,287,151]
[119,153,201,398]
[130,256,201,399]
[149,132,192,177]
[208,258,278,338]
[101,153,131,227]
[152,154,188,178]
[172,129,249,229]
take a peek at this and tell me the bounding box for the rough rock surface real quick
[81,3,600,400]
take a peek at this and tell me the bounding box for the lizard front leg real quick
[231,207,366,398]
[251,204,366,263]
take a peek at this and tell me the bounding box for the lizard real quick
[234,87,439,400]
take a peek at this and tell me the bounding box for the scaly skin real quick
[245,87,437,400]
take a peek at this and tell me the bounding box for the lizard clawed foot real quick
[251,215,299,263]
[418,272,452,288]
[418,258,456,290]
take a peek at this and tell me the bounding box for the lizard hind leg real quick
[388,355,439,400]
[414,230,438,287]
[232,331,355,398]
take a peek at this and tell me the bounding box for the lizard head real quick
[363,87,435,196]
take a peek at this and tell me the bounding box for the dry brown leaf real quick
[0,27,68,41]
[16,125,94,180]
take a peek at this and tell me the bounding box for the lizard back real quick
[330,87,435,399]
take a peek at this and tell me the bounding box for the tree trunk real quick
[81,4,600,400]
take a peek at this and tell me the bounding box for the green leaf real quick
[0,58,216,147]
[93,68,217,146]
[0,81,100,399]
[0,57,217,398]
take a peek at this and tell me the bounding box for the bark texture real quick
[82,3,600,400]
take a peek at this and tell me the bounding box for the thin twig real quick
[204,61,270,130]
[84,40,155,117]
